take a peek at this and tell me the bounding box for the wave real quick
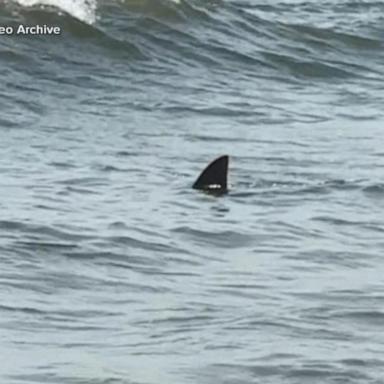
[2,0,383,82]
[7,0,97,23]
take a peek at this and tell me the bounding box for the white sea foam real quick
[12,0,97,24]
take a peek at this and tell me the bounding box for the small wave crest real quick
[10,0,97,24]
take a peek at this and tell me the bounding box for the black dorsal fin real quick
[192,155,229,194]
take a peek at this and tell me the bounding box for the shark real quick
[192,155,229,195]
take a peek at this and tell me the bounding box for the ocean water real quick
[1,0,384,383]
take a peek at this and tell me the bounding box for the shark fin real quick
[192,155,229,194]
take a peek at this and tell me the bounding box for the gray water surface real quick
[1,0,384,383]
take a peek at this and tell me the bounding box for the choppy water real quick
[1,0,384,383]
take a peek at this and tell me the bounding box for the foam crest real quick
[13,0,97,24]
